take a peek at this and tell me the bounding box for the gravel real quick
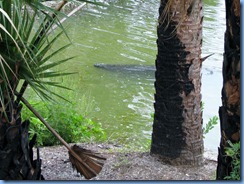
[37,143,218,180]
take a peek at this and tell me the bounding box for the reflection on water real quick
[55,0,225,152]
[202,0,225,152]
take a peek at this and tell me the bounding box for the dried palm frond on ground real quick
[38,143,217,180]
[69,145,106,179]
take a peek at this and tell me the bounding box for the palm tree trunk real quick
[216,0,240,179]
[151,0,204,166]
[0,87,43,180]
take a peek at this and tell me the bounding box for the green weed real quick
[203,115,218,137]
[22,100,106,146]
[224,141,240,180]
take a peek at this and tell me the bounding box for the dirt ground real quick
[37,143,218,180]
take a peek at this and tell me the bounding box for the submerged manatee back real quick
[94,63,156,72]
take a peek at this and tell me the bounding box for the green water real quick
[46,0,225,151]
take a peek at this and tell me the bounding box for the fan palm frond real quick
[0,0,75,107]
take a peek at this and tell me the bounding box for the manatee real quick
[94,63,156,72]
[94,62,215,77]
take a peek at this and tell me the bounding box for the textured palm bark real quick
[216,0,240,180]
[151,0,204,166]
[0,88,43,179]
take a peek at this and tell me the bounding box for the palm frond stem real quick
[50,2,86,31]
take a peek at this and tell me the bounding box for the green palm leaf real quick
[36,56,76,74]
[0,0,74,104]
[1,0,105,113]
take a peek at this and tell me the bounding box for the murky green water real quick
[49,0,225,152]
